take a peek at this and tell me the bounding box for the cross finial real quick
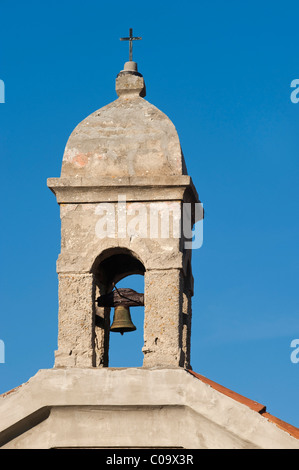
[120,28,142,62]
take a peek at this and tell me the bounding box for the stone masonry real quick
[48,60,200,369]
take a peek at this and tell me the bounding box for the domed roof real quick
[61,62,187,178]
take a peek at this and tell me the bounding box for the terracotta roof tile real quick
[187,369,266,412]
[261,412,299,440]
[0,384,24,399]
[187,369,299,440]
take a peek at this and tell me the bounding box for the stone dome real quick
[60,61,187,178]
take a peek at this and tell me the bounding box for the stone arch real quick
[92,247,145,367]
[91,247,145,292]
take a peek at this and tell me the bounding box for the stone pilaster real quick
[143,269,184,368]
[54,273,95,368]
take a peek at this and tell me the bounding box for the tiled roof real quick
[187,369,299,440]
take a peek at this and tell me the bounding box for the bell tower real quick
[47,49,200,370]
[3,31,298,451]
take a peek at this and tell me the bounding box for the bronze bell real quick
[110,305,137,335]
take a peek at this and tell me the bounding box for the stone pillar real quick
[94,282,110,367]
[54,273,96,368]
[181,286,192,369]
[143,269,184,368]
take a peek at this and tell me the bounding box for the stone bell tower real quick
[2,38,299,450]
[47,55,200,371]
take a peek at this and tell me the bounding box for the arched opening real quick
[109,274,144,367]
[94,250,145,291]
[92,248,145,368]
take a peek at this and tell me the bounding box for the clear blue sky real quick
[0,0,299,429]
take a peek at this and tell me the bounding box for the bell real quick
[110,305,137,335]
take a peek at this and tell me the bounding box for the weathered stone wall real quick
[53,196,195,368]
[143,269,183,368]
[48,65,199,370]
[55,273,95,368]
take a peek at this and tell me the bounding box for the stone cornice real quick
[47,175,199,204]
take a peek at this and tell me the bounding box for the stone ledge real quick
[47,175,199,204]
[1,368,298,449]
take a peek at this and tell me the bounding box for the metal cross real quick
[120,28,142,62]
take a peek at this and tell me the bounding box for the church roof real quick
[1,369,298,442]
[187,370,299,440]
[1,368,299,448]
